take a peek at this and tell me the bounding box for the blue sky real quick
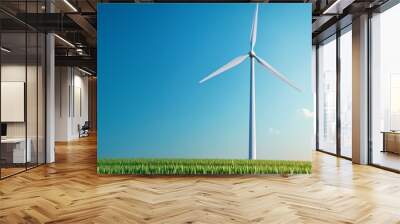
[98,3,312,160]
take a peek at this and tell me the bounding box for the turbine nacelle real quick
[249,50,256,58]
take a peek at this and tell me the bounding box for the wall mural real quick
[98,3,313,175]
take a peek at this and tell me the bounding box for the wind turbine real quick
[199,4,301,160]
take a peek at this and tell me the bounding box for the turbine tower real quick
[199,4,301,160]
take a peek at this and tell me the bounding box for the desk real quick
[382,131,400,154]
[1,138,31,163]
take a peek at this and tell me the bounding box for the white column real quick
[46,33,55,163]
[352,14,369,164]
[45,1,55,163]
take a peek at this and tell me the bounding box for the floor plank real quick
[1,135,400,223]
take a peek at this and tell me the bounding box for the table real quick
[382,131,400,154]
[1,138,31,164]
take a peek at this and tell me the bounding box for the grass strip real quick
[97,158,311,175]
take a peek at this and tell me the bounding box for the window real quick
[339,28,352,158]
[317,36,337,154]
[371,3,400,171]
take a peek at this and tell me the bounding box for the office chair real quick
[79,121,90,138]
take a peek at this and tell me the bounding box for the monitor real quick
[1,123,7,137]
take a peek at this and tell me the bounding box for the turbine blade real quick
[199,54,249,84]
[250,4,259,50]
[254,54,302,92]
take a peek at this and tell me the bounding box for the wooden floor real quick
[0,167,26,178]
[1,135,400,223]
[373,151,400,171]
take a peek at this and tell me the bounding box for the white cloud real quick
[299,108,314,118]
[268,128,280,135]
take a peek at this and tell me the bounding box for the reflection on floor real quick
[0,167,25,178]
[341,148,352,158]
[373,151,400,171]
[0,163,42,178]
[0,136,400,223]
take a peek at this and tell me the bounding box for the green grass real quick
[97,159,311,175]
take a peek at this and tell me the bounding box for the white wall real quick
[1,65,40,137]
[1,65,28,141]
[55,67,89,141]
[55,66,70,141]
[71,73,89,138]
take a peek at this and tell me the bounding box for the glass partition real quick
[0,1,46,179]
[317,35,337,154]
[38,32,45,165]
[339,27,352,158]
[1,31,28,177]
[27,31,38,169]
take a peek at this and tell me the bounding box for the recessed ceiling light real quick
[322,0,354,15]
[78,67,93,76]
[54,34,75,48]
[63,0,78,12]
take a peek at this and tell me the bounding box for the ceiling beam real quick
[55,55,96,72]
[67,13,97,40]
